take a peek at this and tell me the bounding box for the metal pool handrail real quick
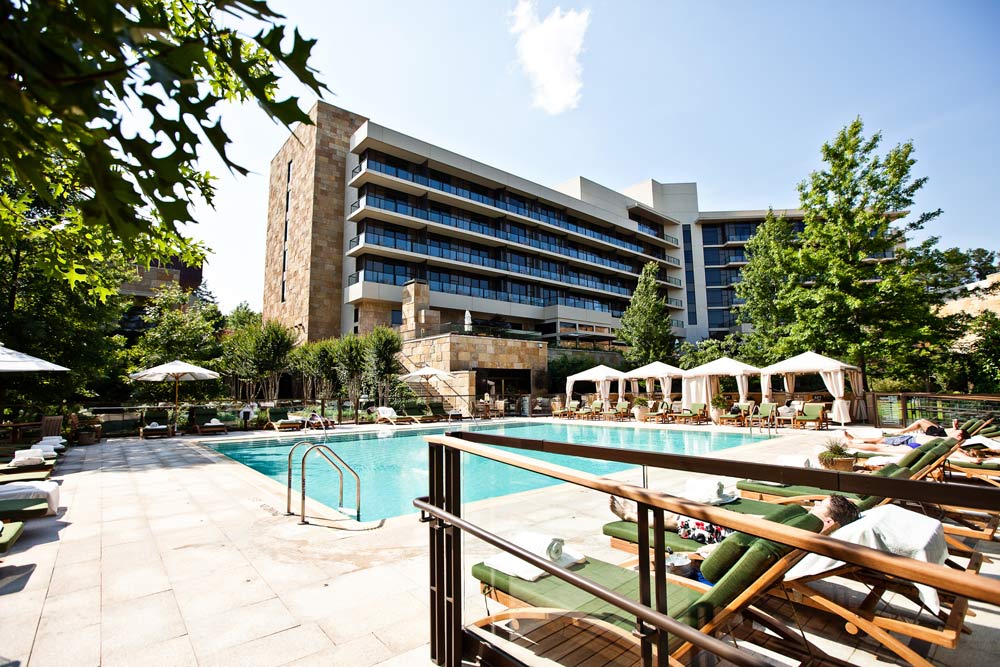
[298,444,361,523]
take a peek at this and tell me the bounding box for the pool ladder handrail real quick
[286,440,361,523]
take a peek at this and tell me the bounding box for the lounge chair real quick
[0,521,25,554]
[550,400,575,418]
[602,400,628,421]
[573,400,602,420]
[473,503,827,663]
[263,408,304,431]
[793,402,827,429]
[401,402,439,423]
[639,400,664,422]
[774,504,982,667]
[0,498,50,521]
[0,469,52,484]
[140,409,174,439]
[717,401,753,427]
[671,402,707,424]
[428,402,464,421]
[375,406,415,425]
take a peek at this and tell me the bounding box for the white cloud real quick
[510,0,591,115]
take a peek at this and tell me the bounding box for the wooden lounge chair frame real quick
[375,407,415,425]
[140,409,175,439]
[263,408,304,431]
[793,402,828,429]
[717,401,753,427]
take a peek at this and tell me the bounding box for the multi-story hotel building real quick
[263,101,803,347]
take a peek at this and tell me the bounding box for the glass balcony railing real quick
[351,231,635,297]
[354,192,646,276]
[359,156,670,260]
[348,269,626,317]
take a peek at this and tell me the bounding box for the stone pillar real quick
[400,279,440,340]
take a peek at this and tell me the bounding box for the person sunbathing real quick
[844,420,967,451]
[609,494,859,546]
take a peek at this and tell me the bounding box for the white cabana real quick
[623,361,684,401]
[681,357,760,410]
[565,365,627,404]
[759,351,862,425]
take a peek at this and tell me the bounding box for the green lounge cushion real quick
[472,556,703,633]
[0,520,24,553]
[0,498,49,520]
[949,459,1000,471]
[0,470,52,484]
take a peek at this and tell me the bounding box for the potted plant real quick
[631,396,649,421]
[710,394,729,424]
[818,438,856,471]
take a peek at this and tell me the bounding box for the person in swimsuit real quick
[843,419,967,451]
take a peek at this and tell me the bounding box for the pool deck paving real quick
[0,418,997,666]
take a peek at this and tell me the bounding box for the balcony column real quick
[401,279,440,340]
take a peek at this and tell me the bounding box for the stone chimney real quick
[400,279,440,340]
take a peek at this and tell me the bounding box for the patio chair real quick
[264,407,304,431]
[140,409,174,439]
[639,400,663,422]
[39,415,63,438]
[749,402,777,430]
[188,407,228,435]
[793,402,828,430]
[0,498,50,521]
[473,503,828,663]
[375,406,415,425]
[601,400,627,421]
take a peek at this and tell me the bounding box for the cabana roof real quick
[623,361,684,379]
[759,351,859,375]
[684,356,760,378]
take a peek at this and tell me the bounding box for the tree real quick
[364,326,403,407]
[546,353,598,394]
[617,261,677,365]
[129,283,223,401]
[252,321,296,402]
[333,334,368,424]
[736,118,947,389]
[1,0,325,244]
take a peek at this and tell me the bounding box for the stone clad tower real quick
[263,102,367,342]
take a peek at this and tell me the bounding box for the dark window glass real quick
[391,310,402,326]
[701,225,722,245]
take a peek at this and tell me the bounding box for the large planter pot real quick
[820,456,856,472]
[77,431,97,446]
[710,407,723,424]
[632,406,649,422]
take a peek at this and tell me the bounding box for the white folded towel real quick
[776,455,814,468]
[10,455,45,467]
[483,532,586,581]
[13,448,45,460]
[963,435,1000,451]
[147,421,159,427]
[208,418,222,425]
[39,436,66,445]
[0,481,60,514]
[682,478,733,504]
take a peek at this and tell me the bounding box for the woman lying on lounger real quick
[609,494,859,546]
[844,419,967,451]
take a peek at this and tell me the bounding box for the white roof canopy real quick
[681,357,760,408]
[623,361,684,401]
[759,351,863,425]
[565,364,627,403]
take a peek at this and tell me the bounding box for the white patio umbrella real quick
[0,343,69,372]
[129,360,221,426]
[399,365,453,381]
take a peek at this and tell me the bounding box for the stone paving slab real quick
[0,420,996,666]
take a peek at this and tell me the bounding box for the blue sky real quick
[190,1,1000,312]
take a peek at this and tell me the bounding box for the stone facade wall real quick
[940,273,1000,318]
[356,301,393,334]
[263,102,367,342]
[401,334,549,411]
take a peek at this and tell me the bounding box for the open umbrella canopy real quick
[0,343,69,372]
[129,360,220,382]
[399,366,453,381]
[130,360,220,427]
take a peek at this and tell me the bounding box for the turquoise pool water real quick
[208,421,769,521]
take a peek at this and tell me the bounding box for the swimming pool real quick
[208,421,769,521]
